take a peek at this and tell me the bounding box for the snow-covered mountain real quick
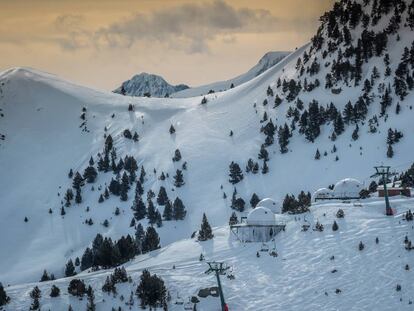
[113,72,189,97]
[172,51,290,98]
[1,0,414,310]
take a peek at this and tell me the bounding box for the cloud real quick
[56,0,280,53]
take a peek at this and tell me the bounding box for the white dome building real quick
[247,206,275,225]
[312,188,333,202]
[256,198,282,214]
[333,178,363,198]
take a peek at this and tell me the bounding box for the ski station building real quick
[313,178,363,201]
[230,198,285,242]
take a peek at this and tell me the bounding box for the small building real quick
[256,198,282,214]
[312,188,333,202]
[378,186,411,197]
[332,178,363,199]
[230,207,285,242]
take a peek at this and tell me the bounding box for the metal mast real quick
[205,261,230,311]
[371,165,397,216]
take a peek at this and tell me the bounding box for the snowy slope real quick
[3,196,414,311]
[171,51,290,98]
[1,0,414,309]
[113,72,189,97]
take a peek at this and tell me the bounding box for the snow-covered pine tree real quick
[198,213,214,241]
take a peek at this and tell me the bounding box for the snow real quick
[3,197,414,310]
[172,51,290,98]
[1,1,414,309]
[256,198,281,214]
[333,178,363,198]
[0,36,413,286]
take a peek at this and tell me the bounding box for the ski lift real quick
[184,298,193,310]
[210,288,218,296]
[269,239,278,257]
[260,243,269,252]
[175,293,184,305]
[227,266,235,280]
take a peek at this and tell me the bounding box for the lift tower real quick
[205,261,230,311]
[371,165,397,216]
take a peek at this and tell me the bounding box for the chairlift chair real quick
[260,242,269,252]
[175,293,184,305]
[184,298,193,310]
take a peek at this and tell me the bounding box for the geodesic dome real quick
[312,188,333,202]
[247,206,275,225]
[333,178,363,198]
[256,198,282,214]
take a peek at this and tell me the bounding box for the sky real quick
[0,0,335,91]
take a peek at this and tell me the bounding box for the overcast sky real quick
[0,0,335,90]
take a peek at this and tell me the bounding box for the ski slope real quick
[3,196,414,310]
[0,36,413,286]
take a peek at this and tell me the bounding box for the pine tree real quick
[278,124,290,153]
[258,144,269,161]
[261,160,269,174]
[250,193,260,207]
[169,125,176,134]
[332,221,339,231]
[198,214,214,241]
[157,186,169,206]
[86,286,96,311]
[75,189,82,204]
[172,197,187,220]
[163,200,173,220]
[139,166,146,184]
[83,166,97,183]
[136,270,167,309]
[142,226,161,253]
[40,270,50,282]
[68,279,86,297]
[334,114,345,135]
[387,144,394,158]
[380,85,392,116]
[228,162,244,186]
[132,195,146,221]
[64,188,74,207]
[173,169,185,187]
[172,149,182,162]
[29,286,41,310]
[120,172,130,201]
[109,178,121,196]
[72,172,84,191]
[81,247,93,271]
[0,282,10,306]
[315,149,321,160]
[135,223,145,255]
[102,276,116,294]
[98,194,104,203]
[229,212,238,225]
[352,124,359,140]
[50,285,60,297]
[65,259,76,277]
[147,199,157,225]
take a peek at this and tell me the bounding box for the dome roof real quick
[256,198,281,214]
[333,178,362,198]
[312,188,332,201]
[247,207,275,225]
